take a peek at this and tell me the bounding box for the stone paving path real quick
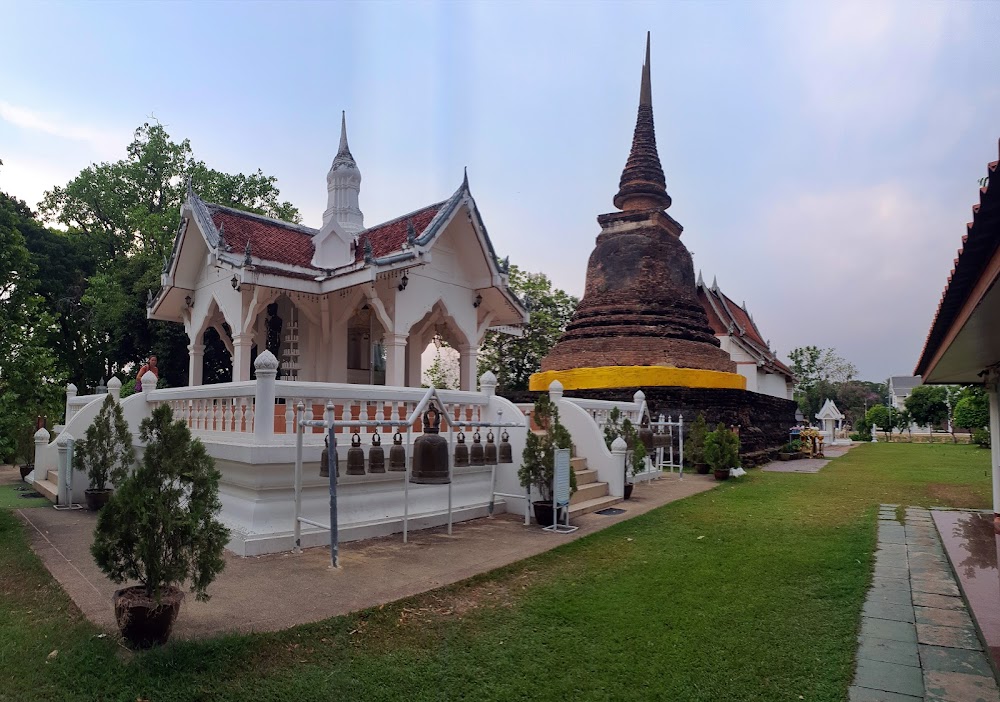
[849,505,1000,702]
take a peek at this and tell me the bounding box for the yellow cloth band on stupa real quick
[528,366,747,392]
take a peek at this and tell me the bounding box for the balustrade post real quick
[479,370,497,398]
[33,427,50,481]
[610,436,627,497]
[254,351,278,442]
[64,383,77,424]
[108,376,122,401]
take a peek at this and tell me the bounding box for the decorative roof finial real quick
[331,111,357,171]
[363,238,374,263]
[243,239,252,266]
[146,289,153,307]
[406,218,416,246]
[613,32,672,213]
[696,269,704,287]
[463,166,469,190]
[186,175,194,198]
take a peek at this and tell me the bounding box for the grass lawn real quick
[0,444,991,702]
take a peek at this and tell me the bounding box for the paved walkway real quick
[16,472,716,640]
[762,444,855,474]
[849,505,1000,701]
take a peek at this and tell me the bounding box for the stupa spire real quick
[613,32,672,213]
[323,111,364,235]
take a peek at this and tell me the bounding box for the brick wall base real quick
[503,387,797,466]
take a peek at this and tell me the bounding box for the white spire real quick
[323,111,364,236]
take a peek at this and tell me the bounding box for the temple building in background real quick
[148,114,527,391]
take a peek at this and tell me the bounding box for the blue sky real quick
[2,0,999,382]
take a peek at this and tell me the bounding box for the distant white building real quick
[889,376,921,410]
[696,275,795,400]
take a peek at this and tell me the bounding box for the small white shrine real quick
[149,113,527,391]
[815,399,848,445]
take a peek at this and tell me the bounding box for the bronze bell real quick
[368,432,385,473]
[484,430,498,464]
[320,435,330,477]
[346,433,366,475]
[498,429,513,464]
[470,431,485,466]
[454,431,469,467]
[389,432,406,471]
[638,421,655,452]
[410,404,450,484]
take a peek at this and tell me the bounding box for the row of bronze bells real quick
[320,431,409,478]
[321,403,513,484]
[453,430,512,467]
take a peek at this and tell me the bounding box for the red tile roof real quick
[203,200,445,274]
[697,284,794,377]
[354,203,442,262]
[915,144,1000,377]
[210,206,319,271]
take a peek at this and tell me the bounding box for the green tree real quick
[39,123,300,387]
[0,187,64,462]
[953,388,989,432]
[788,346,858,419]
[905,385,949,433]
[478,265,578,392]
[865,404,894,441]
[422,342,459,389]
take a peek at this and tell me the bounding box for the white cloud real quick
[0,101,125,156]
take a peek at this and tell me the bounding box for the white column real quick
[988,383,1000,521]
[188,343,205,386]
[254,351,278,442]
[384,333,407,388]
[232,333,252,382]
[406,333,424,388]
[458,345,478,392]
[56,431,74,505]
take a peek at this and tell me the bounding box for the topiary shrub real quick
[705,423,740,474]
[519,396,576,504]
[687,413,708,467]
[92,404,229,603]
[74,394,134,494]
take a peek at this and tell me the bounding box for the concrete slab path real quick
[762,443,856,473]
[849,505,1000,702]
[16,472,717,640]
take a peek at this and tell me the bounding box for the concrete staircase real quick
[569,455,621,518]
[33,469,59,503]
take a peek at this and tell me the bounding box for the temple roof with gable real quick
[696,275,795,380]
[815,398,844,421]
[151,173,525,324]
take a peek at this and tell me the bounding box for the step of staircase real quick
[47,469,58,484]
[573,468,598,485]
[570,480,610,504]
[570,456,588,471]
[568,495,623,519]
[34,478,57,503]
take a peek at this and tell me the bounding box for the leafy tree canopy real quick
[478,265,578,392]
[904,385,949,429]
[36,122,301,387]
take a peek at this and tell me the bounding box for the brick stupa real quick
[530,34,741,391]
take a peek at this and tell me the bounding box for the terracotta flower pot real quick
[624,483,634,500]
[713,468,731,481]
[113,585,184,649]
[695,463,710,475]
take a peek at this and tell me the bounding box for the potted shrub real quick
[705,423,740,481]
[687,413,709,474]
[778,439,802,461]
[519,396,576,525]
[91,404,229,648]
[74,394,135,511]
